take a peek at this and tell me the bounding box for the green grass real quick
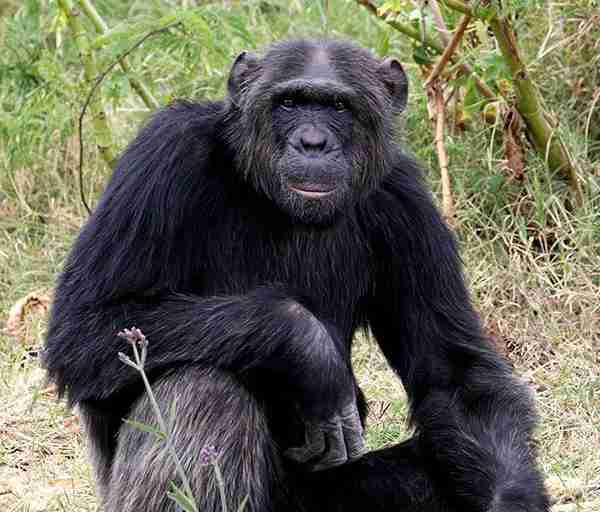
[1,1,599,511]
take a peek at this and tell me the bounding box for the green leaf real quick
[407,8,422,20]
[222,14,255,46]
[454,73,470,88]
[464,76,484,115]
[412,44,433,65]
[156,13,182,26]
[475,5,496,21]
[375,28,391,57]
[486,174,505,195]
[378,1,404,16]
[167,482,198,512]
[474,20,488,46]
[481,53,511,84]
[123,419,166,441]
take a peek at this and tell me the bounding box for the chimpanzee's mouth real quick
[289,182,337,198]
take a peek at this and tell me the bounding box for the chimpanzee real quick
[43,38,549,512]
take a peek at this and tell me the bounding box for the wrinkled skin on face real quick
[224,39,408,224]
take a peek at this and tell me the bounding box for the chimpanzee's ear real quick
[377,57,408,112]
[227,51,260,98]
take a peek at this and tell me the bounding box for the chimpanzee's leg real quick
[102,367,291,512]
[294,437,454,512]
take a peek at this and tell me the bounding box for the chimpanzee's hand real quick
[284,398,367,471]
[278,301,367,470]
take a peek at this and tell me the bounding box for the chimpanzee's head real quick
[225,39,408,223]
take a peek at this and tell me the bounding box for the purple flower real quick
[118,326,146,343]
[198,444,219,466]
[118,327,149,350]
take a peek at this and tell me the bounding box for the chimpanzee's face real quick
[226,39,408,224]
[268,85,355,223]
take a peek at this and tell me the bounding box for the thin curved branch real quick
[77,22,180,214]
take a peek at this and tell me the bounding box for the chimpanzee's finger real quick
[284,421,325,463]
[340,403,367,461]
[311,420,348,471]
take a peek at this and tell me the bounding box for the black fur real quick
[43,39,548,511]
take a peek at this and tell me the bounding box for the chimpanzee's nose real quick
[300,126,328,153]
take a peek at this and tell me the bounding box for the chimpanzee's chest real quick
[196,212,372,334]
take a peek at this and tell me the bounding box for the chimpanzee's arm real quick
[45,286,364,469]
[364,162,549,511]
[44,287,348,407]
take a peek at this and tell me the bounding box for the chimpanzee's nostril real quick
[300,127,328,152]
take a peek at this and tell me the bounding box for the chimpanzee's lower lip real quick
[290,187,336,198]
[289,184,337,198]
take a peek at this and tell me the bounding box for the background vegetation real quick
[0,0,598,510]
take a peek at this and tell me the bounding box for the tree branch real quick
[356,0,444,52]
[425,14,472,88]
[430,1,495,100]
[430,83,455,225]
[430,0,451,45]
[355,0,495,100]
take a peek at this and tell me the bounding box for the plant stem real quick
[430,0,451,45]
[57,0,116,169]
[440,0,473,16]
[356,0,444,51]
[431,0,584,204]
[130,341,197,510]
[78,0,159,109]
[488,15,584,205]
[212,463,229,512]
[431,84,455,224]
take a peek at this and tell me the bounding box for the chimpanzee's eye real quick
[282,97,295,109]
[334,99,347,112]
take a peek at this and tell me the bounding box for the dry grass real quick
[0,366,95,512]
